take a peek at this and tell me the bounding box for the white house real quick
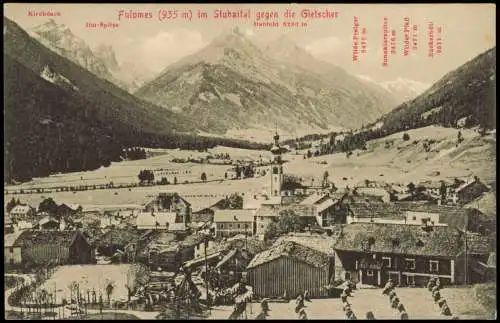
[135,211,178,230]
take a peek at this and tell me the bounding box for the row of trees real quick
[123,148,147,160]
[6,197,22,213]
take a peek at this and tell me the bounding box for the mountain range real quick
[4,16,496,183]
[134,27,400,135]
[373,47,496,134]
[29,19,152,92]
[356,75,430,105]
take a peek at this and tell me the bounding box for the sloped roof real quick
[98,229,141,246]
[300,193,329,205]
[247,240,330,269]
[39,215,60,225]
[10,204,33,214]
[274,234,336,255]
[214,209,254,222]
[333,223,482,258]
[15,230,85,248]
[465,232,493,255]
[316,198,336,213]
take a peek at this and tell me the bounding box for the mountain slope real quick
[29,19,152,92]
[4,17,195,135]
[135,28,399,135]
[3,17,202,182]
[374,47,496,133]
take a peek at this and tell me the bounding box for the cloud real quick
[134,29,207,72]
[304,36,342,57]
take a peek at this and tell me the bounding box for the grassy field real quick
[209,286,495,320]
[4,126,495,213]
[37,265,135,304]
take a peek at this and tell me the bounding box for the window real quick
[412,216,417,220]
[406,275,415,286]
[382,257,392,268]
[429,260,439,273]
[9,247,14,253]
[366,269,374,276]
[244,224,248,228]
[392,238,400,248]
[405,258,416,270]
[237,224,241,229]
[219,224,224,229]
[229,224,233,228]
[260,224,264,228]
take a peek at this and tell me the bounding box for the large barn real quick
[246,241,334,299]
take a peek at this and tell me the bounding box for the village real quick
[4,131,497,320]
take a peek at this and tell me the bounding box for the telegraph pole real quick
[204,234,211,315]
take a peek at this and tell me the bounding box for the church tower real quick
[270,130,283,197]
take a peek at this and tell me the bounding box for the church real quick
[239,131,341,238]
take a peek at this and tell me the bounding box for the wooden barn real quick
[246,241,334,299]
[15,230,93,266]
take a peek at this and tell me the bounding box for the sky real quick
[4,3,496,84]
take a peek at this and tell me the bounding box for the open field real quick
[37,265,135,304]
[209,286,495,320]
[4,126,495,213]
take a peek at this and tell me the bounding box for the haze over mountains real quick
[135,27,400,136]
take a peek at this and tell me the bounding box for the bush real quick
[403,133,410,141]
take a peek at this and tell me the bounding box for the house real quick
[247,241,335,299]
[9,204,36,220]
[332,223,492,287]
[37,216,61,230]
[95,228,142,258]
[135,211,177,231]
[456,176,490,205]
[144,193,192,224]
[299,192,347,227]
[14,220,34,232]
[15,230,93,267]
[4,231,24,268]
[214,209,255,238]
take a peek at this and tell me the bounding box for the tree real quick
[457,131,464,145]
[439,182,447,204]
[201,172,207,182]
[264,210,307,240]
[105,280,115,305]
[6,197,18,213]
[38,197,58,215]
[403,133,410,141]
[407,182,416,194]
[322,171,329,188]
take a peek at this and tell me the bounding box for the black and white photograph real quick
[3,3,496,320]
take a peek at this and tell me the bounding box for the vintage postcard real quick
[3,3,496,320]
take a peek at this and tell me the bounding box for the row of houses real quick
[243,223,495,299]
